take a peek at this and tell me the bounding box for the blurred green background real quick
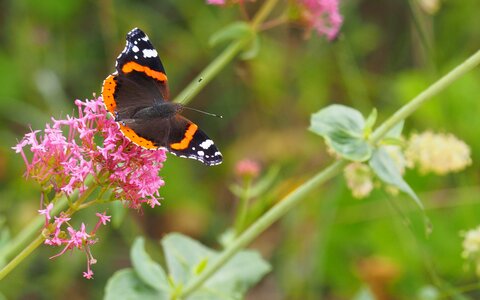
[1,0,480,299]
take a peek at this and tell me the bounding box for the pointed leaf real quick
[240,34,260,60]
[363,108,377,137]
[104,269,168,300]
[353,286,376,300]
[369,148,423,210]
[162,233,216,284]
[209,22,253,47]
[385,120,405,138]
[131,237,170,292]
[310,104,372,161]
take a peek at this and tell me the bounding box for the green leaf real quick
[417,285,440,300]
[209,22,253,47]
[310,104,373,161]
[369,148,423,210]
[240,34,260,60]
[104,269,168,300]
[353,286,376,300]
[363,108,377,137]
[131,237,170,293]
[162,233,271,299]
[385,120,404,138]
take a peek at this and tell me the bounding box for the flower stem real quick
[233,179,252,235]
[181,160,348,297]
[0,196,68,262]
[180,48,480,297]
[370,49,480,143]
[0,235,45,281]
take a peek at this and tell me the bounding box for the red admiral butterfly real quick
[102,28,222,166]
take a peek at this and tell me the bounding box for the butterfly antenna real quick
[182,106,223,118]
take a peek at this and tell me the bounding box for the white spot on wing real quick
[143,49,158,58]
[199,139,214,150]
[132,45,139,52]
[197,151,204,156]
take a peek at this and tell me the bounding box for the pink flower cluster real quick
[207,0,343,41]
[207,0,225,5]
[14,97,167,209]
[299,0,343,40]
[14,97,166,279]
[39,204,111,279]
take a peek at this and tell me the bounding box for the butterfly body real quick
[102,28,222,166]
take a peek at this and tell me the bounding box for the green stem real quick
[0,235,45,281]
[180,48,480,297]
[370,49,480,143]
[0,196,68,261]
[181,160,348,297]
[233,179,252,235]
[250,0,278,30]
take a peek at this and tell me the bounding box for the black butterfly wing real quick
[102,28,169,119]
[116,28,166,78]
[120,115,223,166]
[168,115,223,166]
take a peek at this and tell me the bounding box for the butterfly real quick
[102,28,222,166]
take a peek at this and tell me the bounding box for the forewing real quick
[102,28,170,119]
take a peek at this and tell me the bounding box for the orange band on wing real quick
[122,61,168,82]
[102,75,117,114]
[170,123,198,150]
[119,124,157,149]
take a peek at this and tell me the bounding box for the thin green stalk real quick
[0,235,45,280]
[370,49,480,143]
[181,160,348,297]
[250,0,279,30]
[233,179,252,235]
[180,48,480,298]
[0,196,68,261]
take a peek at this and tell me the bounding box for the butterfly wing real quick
[120,115,223,166]
[168,115,223,166]
[102,28,169,119]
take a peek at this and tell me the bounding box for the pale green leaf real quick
[369,148,423,210]
[310,104,372,161]
[240,34,260,60]
[363,108,377,136]
[131,237,170,292]
[104,269,168,300]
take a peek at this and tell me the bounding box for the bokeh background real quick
[1,0,480,299]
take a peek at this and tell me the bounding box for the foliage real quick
[1,0,480,299]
